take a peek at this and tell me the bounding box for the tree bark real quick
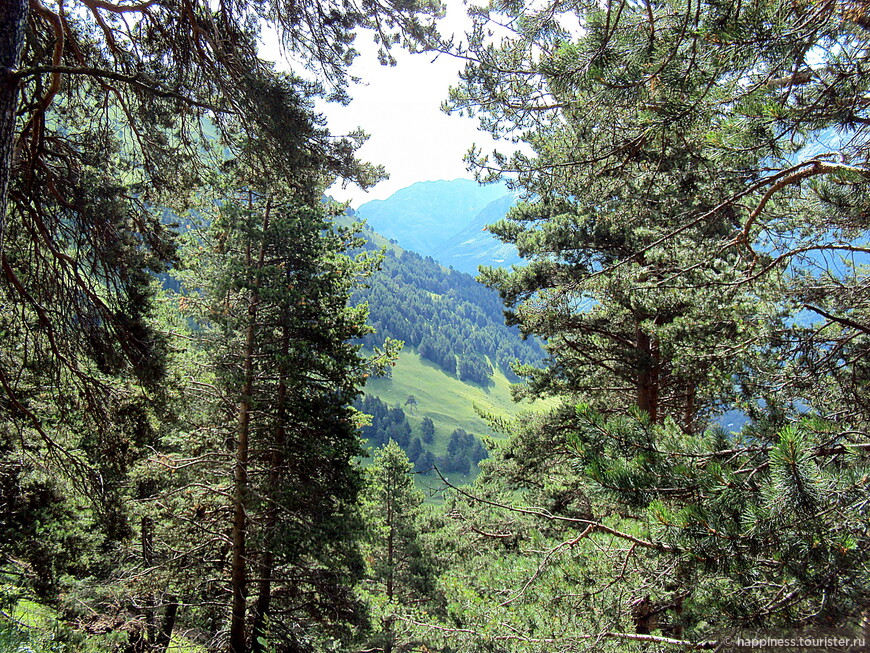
[683,384,697,433]
[229,197,271,653]
[0,0,27,254]
[250,327,289,653]
[229,283,255,653]
[141,517,157,643]
[155,595,178,653]
[384,475,395,653]
[636,324,660,424]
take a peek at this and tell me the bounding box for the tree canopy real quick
[3,0,870,650]
[0,0,442,650]
[404,0,870,647]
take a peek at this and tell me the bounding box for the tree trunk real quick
[229,197,271,653]
[384,477,395,653]
[636,324,660,423]
[250,327,289,653]
[141,517,157,643]
[229,292,255,653]
[249,549,274,653]
[0,0,27,254]
[683,384,697,433]
[154,595,178,653]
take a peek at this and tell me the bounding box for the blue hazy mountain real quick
[432,193,523,275]
[356,179,511,259]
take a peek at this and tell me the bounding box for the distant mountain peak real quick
[356,179,511,257]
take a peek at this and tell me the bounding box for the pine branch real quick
[433,466,678,552]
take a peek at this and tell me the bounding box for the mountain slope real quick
[342,213,546,482]
[351,232,545,385]
[359,347,533,484]
[356,179,510,257]
[432,193,521,275]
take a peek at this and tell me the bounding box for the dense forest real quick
[2,0,870,652]
[351,236,545,384]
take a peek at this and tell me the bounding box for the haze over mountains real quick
[356,179,522,275]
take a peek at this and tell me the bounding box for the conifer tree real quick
[178,178,377,653]
[0,0,442,529]
[1,0,440,645]
[361,441,433,653]
[420,417,435,444]
[450,0,870,426]
[428,0,870,645]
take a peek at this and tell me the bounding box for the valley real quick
[345,181,545,480]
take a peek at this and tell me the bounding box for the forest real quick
[1,0,869,652]
[350,236,545,384]
[354,394,488,475]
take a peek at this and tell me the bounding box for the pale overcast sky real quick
[263,0,500,208]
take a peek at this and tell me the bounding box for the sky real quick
[263,0,501,209]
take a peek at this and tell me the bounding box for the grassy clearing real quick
[365,347,523,444]
[362,347,552,488]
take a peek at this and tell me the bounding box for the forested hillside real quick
[341,217,543,479]
[351,232,545,384]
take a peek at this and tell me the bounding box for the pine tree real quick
[428,0,870,644]
[420,417,435,444]
[451,0,870,426]
[0,0,441,556]
[361,442,433,653]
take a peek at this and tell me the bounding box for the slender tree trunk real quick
[384,478,395,653]
[0,0,27,254]
[229,289,255,653]
[141,517,157,643]
[636,324,660,423]
[154,595,178,653]
[250,327,289,653]
[683,384,697,433]
[229,197,271,653]
[249,549,274,653]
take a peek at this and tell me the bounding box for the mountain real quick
[343,216,546,482]
[432,193,522,275]
[356,179,510,257]
[351,222,545,385]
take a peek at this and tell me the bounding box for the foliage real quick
[389,0,870,648]
[6,0,870,648]
[450,0,870,425]
[352,242,545,383]
[359,442,435,653]
[356,396,490,480]
[154,178,380,652]
[1,0,442,647]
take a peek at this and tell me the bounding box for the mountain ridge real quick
[356,178,512,262]
[431,193,522,274]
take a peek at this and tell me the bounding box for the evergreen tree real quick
[361,442,433,653]
[418,0,870,646]
[451,0,870,426]
[414,450,435,474]
[0,0,441,610]
[419,417,435,444]
[169,173,378,652]
[406,437,424,464]
[0,0,440,646]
